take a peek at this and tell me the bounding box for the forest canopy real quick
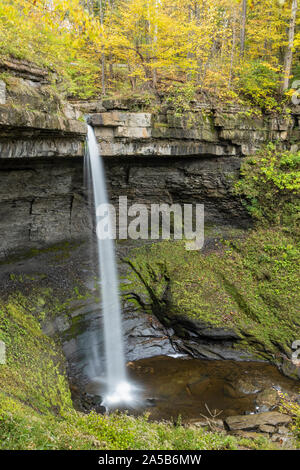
[0,0,299,109]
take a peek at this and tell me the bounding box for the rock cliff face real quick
[0,155,249,258]
[0,158,89,258]
[0,60,87,257]
[0,58,86,157]
[0,59,299,257]
[87,103,299,157]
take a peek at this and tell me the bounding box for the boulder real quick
[256,388,279,409]
[259,424,276,434]
[223,383,247,399]
[232,431,267,440]
[187,376,211,395]
[224,411,292,431]
[277,426,290,435]
[235,378,262,395]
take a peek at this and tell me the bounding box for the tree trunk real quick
[229,8,238,88]
[108,0,114,82]
[240,0,247,57]
[152,0,158,89]
[282,0,298,92]
[99,0,106,95]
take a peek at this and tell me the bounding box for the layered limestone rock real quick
[87,103,299,158]
[0,59,86,158]
[0,158,90,258]
[0,154,249,258]
[105,155,249,225]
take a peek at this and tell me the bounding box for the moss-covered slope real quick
[124,227,300,363]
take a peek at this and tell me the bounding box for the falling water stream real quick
[85,124,134,406]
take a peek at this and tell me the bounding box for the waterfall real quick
[85,124,133,406]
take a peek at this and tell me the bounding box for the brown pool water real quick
[126,356,299,423]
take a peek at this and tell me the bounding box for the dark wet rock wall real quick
[0,154,250,258]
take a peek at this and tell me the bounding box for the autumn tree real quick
[0,0,298,106]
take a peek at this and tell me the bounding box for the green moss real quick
[0,241,81,267]
[0,293,72,414]
[4,75,65,115]
[124,227,300,360]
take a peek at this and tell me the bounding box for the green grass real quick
[0,393,277,450]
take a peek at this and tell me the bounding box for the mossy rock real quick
[124,227,300,363]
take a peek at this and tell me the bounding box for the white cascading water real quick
[85,124,133,406]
